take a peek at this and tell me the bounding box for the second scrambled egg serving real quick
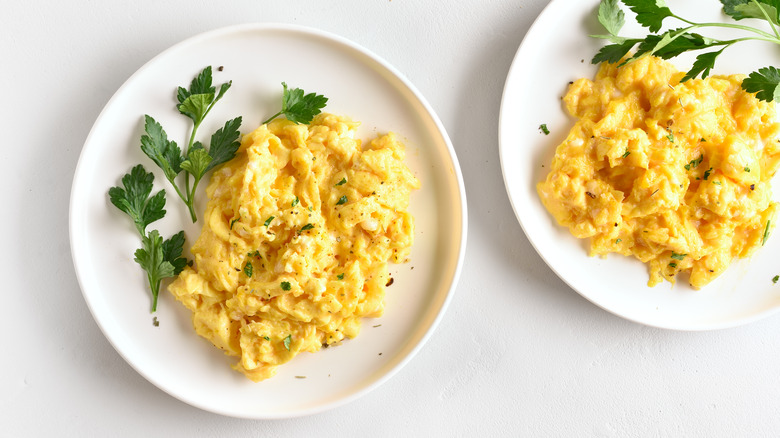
[537,56,780,289]
[168,113,420,381]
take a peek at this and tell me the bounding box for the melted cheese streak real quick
[169,114,419,381]
[537,56,780,289]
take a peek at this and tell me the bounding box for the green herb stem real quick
[677,20,778,40]
[148,273,160,312]
[262,111,282,125]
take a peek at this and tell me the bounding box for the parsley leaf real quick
[634,31,713,61]
[179,147,212,182]
[263,82,328,125]
[161,230,188,275]
[281,281,292,291]
[264,216,275,227]
[335,177,347,186]
[176,66,232,126]
[205,117,243,173]
[244,261,253,278]
[134,230,177,312]
[722,0,780,25]
[140,115,183,182]
[179,116,243,213]
[621,0,674,33]
[597,0,626,38]
[592,39,642,64]
[681,49,724,82]
[283,334,292,351]
[178,66,215,102]
[742,66,780,102]
[336,195,348,205]
[109,164,166,236]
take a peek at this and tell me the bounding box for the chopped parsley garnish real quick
[336,195,348,206]
[666,132,675,143]
[744,166,751,172]
[247,250,261,257]
[281,281,292,291]
[668,262,677,268]
[671,253,687,260]
[763,219,772,246]
[622,149,631,158]
[684,155,703,171]
[283,334,292,351]
[539,124,550,135]
[703,167,713,180]
[300,223,315,232]
[230,217,239,229]
[263,336,270,341]
[615,238,622,244]
[773,275,779,284]
[337,273,345,280]
[335,177,347,186]
[291,196,299,207]
[243,261,253,278]
[264,216,275,227]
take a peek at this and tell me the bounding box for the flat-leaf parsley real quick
[592,0,780,102]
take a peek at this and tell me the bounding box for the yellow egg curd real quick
[537,56,780,289]
[168,113,419,381]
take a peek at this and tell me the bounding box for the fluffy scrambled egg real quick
[168,113,420,381]
[537,56,780,289]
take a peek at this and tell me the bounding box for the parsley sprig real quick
[109,165,188,312]
[262,82,328,125]
[592,0,780,101]
[142,66,242,222]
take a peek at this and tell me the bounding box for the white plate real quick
[499,0,780,330]
[70,24,467,418]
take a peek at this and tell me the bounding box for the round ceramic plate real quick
[70,24,467,418]
[499,0,780,330]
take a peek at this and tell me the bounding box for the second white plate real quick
[499,0,780,330]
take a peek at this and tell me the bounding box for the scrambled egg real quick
[168,113,420,381]
[537,56,780,289]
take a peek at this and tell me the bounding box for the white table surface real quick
[4,0,780,436]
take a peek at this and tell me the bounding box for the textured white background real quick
[3,0,780,436]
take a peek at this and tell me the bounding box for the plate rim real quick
[69,22,468,418]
